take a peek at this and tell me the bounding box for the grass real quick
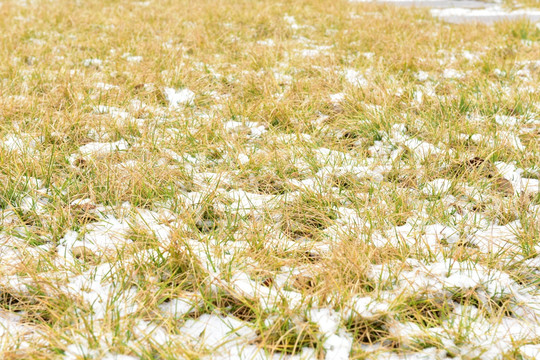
[0,0,540,358]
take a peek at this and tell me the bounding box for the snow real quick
[159,293,202,317]
[164,87,195,107]
[223,189,278,216]
[309,308,353,360]
[350,0,540,24]
[61,215,131,255]
[442,68,465,79]
[1,133,37,154]
[495,161,539,195]
[521,344,540,359]
[179,314,257,348]
[122,53,143,62]
[329,92,345,104]
[95,82,119,91]
[346,296,391,319]
[299,46,332,57]
[3,2,540,358]
[83,58,103,67]
[497,131,525,152]
[387,321,425,345]
[131,319,171,346]
[76,139,130,157]
[495,114,521,127]
[389,125,448,161]
[284,14,300,30]
[0,310,28,343]
[469,222,521,254]
[415,71,429,81]
[343,68,368,87]
[422,179,452,196]
[257,39,275,46]
[64,342,99,360]
[93,105,131,120]
[61,265,140,322]
[431,6,540,24]
[101,355,139,360]
[19,195,48,213]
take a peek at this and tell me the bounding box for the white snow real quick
[521,344,540,359]
[495,161,539,195]
[60,215,132,256]
[422,179,452,196]
[329,92,345,104]
[123,54,143,63]
[415,71,429,82]
[431,6,540,24]
[179,314,257,348]
[0,310,29,345]
[284,14,300,30]
[1,133,37,154]
[164,87,195,107]
[309,308,353,360]
[299,46,332,57]
[495,114,521,127]
[390,125,448,161]
[257,39,276,46]
[442,68,465,79]
[159,293,202,318]
[83,58,103,67]
[78,139,130,157]
[95,82,119,91]
[343,68,368,87]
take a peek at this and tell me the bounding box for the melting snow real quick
[164,87,195,107]
[1,133,37,154]
[83,58,103,67]
[431,6,540,24]
[309,308,353,360]
[80,139,129,157]
[343,68,368,87]
[179,314,257,348]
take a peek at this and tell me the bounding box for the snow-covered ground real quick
[0,0,539,358]
[351,0,540,23]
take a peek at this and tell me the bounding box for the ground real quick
[0,0,539,359]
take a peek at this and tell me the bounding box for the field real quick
[0,0,539,359]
